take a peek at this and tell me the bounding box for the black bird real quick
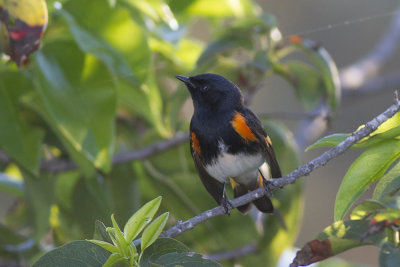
[175,73,282,214]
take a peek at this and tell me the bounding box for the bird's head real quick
[175,73,244,113]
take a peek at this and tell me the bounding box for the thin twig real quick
[37,132,190,172]
[0,107,328,172]
[160,97,400,239]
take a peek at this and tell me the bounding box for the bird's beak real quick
[175,75,194,88]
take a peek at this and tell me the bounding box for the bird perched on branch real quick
[175,73,282,214]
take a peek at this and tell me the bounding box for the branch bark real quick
[36,132,189,173]
[160,97,400,239]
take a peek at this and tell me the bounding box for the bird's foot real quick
[262,179,273,197]
[221,195,233,215]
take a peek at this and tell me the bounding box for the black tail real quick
[230,178,251,213]
[230,177,274,214]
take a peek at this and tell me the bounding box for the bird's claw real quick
[221,195,233,215]
[263,179,273,197]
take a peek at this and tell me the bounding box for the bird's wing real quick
[190,131,225,204]
[240,109,282,178]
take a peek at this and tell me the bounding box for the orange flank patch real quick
[230,177,240,189]
[258,173,264,187]
[265,136,272,147]
[289,35,303,44]
[231,112,257,141]
[191,132,201,154]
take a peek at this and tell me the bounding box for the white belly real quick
[205,151,264,184]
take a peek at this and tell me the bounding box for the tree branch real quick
[160,96,400,239]
[37,132,190,173]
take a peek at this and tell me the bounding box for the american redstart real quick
[175,73,282,214]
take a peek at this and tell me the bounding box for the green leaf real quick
[197,13,276,66]
[0,172,24,197]
[334,140,400,221]
[293,220,386,266]
[380,242,400,267]
[56,175,110,239]
[32,240,110,267]
[0,224,40,260]
[60,10,140,87]
[284,61,323,110]
[306,133,350,151]
[350,200,386,220]
[149,252,222,267]
[141,237,220,267]
[88,240,119,253]
[103,252,125,267]
[106,163,141,224]
[186,0,257,18]
[141,212,169,251]
[93,220,113,244]
[373,160,400,200]
[307,125,400,151]
[110,214,129,250]
[280,38,341,110]
[29,40,116,175]
[124,196,162,243]
[0,71,44,175]
[24,173,55,241]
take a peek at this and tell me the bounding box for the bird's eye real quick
[201,85,209,92]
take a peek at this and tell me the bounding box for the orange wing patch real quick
[289,35,303,44]
[191,132,201,154]
[258,173,264,187]
[265,136,272,147]
[231,112,257,141]
[230,177,240,189]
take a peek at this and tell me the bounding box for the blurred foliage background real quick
[0,0,399,266]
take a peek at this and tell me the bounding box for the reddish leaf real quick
[290,239,332,267]
[0,1,48,66]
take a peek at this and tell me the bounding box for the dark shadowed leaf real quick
[93,220,113,244]
[0,224,40,260]
[335,140,400,221]
[24,172,55,241]
[274,61,323,110]
[32,240,110,267]
[373,160,400,200]
[0,172,24,197]
[140,238,189,267]
[140,237,221,267]
[28,40,116,175]
[279,37,341,110]
[380,242,400,267]
[0,72,44,175]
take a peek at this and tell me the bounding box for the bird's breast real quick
[204,148,264,183]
